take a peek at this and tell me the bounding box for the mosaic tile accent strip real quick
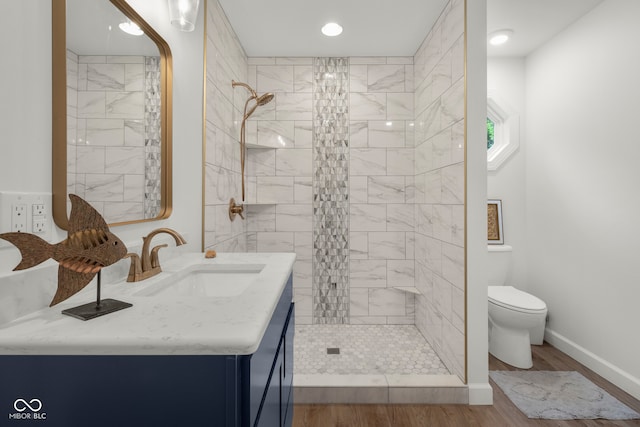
[312,58,350,324]
[294,324,450,375]
[144,56,162,219]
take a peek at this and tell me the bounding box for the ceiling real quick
[218,0,603,58]
[487,0,603,57]
[217,0,448,57]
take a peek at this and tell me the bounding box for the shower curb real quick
[293,374,468,404]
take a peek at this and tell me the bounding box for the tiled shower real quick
[205,0,465,380]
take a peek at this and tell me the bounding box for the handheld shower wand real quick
[231,80,274,203]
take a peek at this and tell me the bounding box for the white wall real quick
[487,58,527,287]
[0,1,52,193]
[0,1,203,280]
[465,0,491,405]
[526,0,640,398]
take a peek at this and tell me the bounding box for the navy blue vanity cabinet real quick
[0,274,294,427]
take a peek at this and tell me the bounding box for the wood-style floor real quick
[292,343,640,427]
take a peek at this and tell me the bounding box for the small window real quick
[487,117,495,150]
[487,94,519,171]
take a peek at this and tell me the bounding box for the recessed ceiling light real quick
[321,22,343,37]
[119,21,144,36]
[488,29,513,46]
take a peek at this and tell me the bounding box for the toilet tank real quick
[487,245,512,286]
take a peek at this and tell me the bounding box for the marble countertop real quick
[0,252,295,356]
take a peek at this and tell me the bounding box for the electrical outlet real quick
[33,219,47,234]
[32,204,45,216]
[11,204,27,232]
[0,192,53,245]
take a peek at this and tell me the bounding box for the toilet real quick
[487,245,547,369]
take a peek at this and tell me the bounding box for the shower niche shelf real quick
[392,286,421,295]
[245,141,285,149]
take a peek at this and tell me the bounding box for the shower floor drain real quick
[326,347,340,355]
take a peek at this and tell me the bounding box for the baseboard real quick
[545,329,640,400]
[467,383,493,405]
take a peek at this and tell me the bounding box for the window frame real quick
[487,93,520,171]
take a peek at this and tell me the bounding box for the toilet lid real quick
[488,286,547,313]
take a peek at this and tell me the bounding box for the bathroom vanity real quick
[0,253,295,427]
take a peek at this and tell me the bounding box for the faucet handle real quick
[150,244,168,269]
[125,253,142,282]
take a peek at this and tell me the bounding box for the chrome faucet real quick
[126,228,187,282]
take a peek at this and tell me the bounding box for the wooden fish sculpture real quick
[0,194,127,306]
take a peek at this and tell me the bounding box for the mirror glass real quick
[52,0,172,229]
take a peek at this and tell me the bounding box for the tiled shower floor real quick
[294,324,450,376]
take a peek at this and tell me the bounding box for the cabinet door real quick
[281,304,294,426]
[257,346,283,427]
[244,275,293,426]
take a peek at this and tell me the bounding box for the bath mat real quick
[490,370,640,420]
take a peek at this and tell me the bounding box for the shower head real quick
[244,93,274,120]
[232,80,274,118]
[244,98,271,120]
[256,93,274,106]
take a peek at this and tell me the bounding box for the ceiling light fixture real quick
[168,0,200,32]
[119,20,144,36]
[321,22,343,37]
[488,29,513,46]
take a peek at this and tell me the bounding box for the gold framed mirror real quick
[52,0,173,230]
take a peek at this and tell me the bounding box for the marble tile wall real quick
[66,51,160,224]
[243,56,315,323]
[203,0,249,252]
[244,56,415,325]
[413,0,465,379]
[348,56,416,326]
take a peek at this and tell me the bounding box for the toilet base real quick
[489,323,533,369]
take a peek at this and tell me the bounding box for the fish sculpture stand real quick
[0,194,132,320]
[61,269,132,321]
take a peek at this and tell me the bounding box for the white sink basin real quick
[135,264,266,298]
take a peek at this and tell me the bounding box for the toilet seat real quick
[488,286,546,314]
